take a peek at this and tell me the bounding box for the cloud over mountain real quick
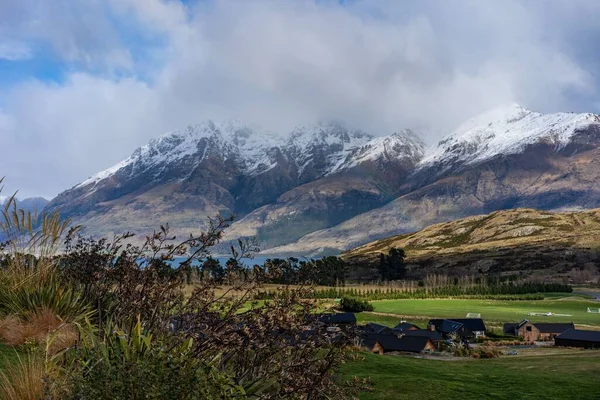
[1,0,600,197]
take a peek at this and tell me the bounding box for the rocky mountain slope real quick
[342,208,600,280]
[45,121,425,243]
[1,197,49,215]
[266,105,600,256]
[47,104,600,255]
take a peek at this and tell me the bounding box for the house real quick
[445,318,487,338]
[362,323,392,334]
[399,329,444,343]
[359,333,392,350]
[398,329,444,349]
[371,335,436,354]
[427,319,474,340]
[503,320,574,342]
[392,322,420,332]
[555,329,600,349]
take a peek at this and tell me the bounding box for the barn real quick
[555,329,600,349]
[503,320,574,342]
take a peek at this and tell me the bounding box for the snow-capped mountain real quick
[77,121,424,195]
[46,105,600,256]
[265,105,600,256]
[419,104,600,172]
[46,121,425,246]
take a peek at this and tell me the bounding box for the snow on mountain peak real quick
[76,120,426,191]
[419,105,600,169]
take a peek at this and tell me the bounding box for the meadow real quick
[347,293,600,398]
[343,349,600,400]
[366,296,600,328]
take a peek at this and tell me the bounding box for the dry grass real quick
[0,307,78,354]
[0,354,45,400]
[345,207,600,259]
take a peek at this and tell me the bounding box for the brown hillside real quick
[343,208,600,279]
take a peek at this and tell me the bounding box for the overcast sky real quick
[1,0,600,198]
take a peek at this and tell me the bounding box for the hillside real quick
[343,208,600,279]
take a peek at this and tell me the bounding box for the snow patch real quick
[419,104,600,169]
[74,120,426,193]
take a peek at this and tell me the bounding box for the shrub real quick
[471,345,501,359]
[339,296,374,312]
[0,276,93,324]
[65,319,242,400]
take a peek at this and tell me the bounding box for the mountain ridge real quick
[46,121,425,245]
[45,105,600,256]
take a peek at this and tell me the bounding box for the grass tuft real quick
[0,354,45,400]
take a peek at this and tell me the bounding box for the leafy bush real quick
[0,275,93,323]
[340,296,374,312]
[65,319,243,400]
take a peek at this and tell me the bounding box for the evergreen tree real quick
[378,248,406,281]
[202,257,224,281]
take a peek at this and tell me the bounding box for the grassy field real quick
[368,298,600,328]
[342,350,600,400]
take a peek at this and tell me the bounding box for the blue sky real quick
[1,0,600,198]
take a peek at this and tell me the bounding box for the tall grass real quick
[0,354,45,400]
[0,180,89,395]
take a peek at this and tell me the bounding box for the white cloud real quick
[0,0,599,198]
[0,41,32,61]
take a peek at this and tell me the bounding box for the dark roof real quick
[555,329,600,342]
[363,323,392,334]
[504,319,529,334]
[428,319,464,334]
[393,322,421,331]
[316,313,357,324]
[503,321,574,334]
[447,318,487,332]
[400,329,444,342]
[359,333,393,350]
[503,323,519,334]
[532,323,574,333]
[376,335,433,353]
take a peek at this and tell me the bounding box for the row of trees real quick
[191,256,350,286]
[256,287,547,301]
[192,247,406,286]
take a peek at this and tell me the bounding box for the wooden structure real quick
[503,320,574,342]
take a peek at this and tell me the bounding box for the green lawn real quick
[342,351,600,400]
[354,313,426,328]
[370,298,600,327]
